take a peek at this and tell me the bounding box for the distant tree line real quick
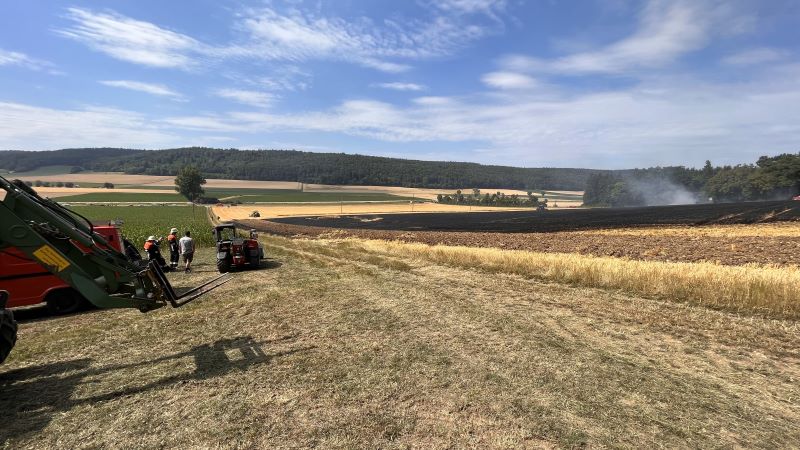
[0,147,598,191]
[3,148,797,207]
[584,154,800,206]
[438,189,547,207]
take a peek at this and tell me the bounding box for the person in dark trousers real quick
[167,227,179,270]
[143,236,169,271]
[179,231,195,273]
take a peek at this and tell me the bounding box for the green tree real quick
[750,153,800,197]
[702,160,714,180]
[705,165,758,201]
[174,166,207,202]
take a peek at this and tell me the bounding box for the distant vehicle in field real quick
[793,195,800,201]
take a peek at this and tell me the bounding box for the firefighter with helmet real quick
[167,227,180,269]
[143,236,169,271]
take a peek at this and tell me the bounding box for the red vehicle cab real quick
[0,223,125,314]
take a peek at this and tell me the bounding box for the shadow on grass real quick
[0,335,311,443]
[12,305,100,324]
[261,258,282,270]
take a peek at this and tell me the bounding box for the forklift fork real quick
[146,261,232,308]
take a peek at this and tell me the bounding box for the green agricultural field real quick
[68,205,214,246]
[56,192,187,202]
[0,165,77,176]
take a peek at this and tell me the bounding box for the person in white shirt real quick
[178,231,195,273]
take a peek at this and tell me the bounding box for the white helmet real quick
[147,236,157,241]
[170,228,178,234]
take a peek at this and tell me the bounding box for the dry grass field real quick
[2,237,799,448]
[12,172,174,186]
[591,221,800,238]
[25,187,179,199]
[213,202,576,221]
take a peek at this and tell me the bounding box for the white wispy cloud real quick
[722,47,789,66]
[6,55,800,166]
[57,7,203,69]
[214,88,275,108]
[100,80,185,99]
[253,66,312,91]
[0,48,57,72]
[56,5,500,73]
[502,0,747,75]
[432,0,507,15]
[0,102,177,149]
[481,72,537,89]
[155,61,800,167]
[373,82,426,91]
[230,6,494,72]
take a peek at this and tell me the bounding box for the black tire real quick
[0,308,18,365]
[45,289,88,315]
[217,258,231,273]
[249,254,260,270]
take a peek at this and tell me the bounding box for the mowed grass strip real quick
[317,238,800,319]
[3,240,799,448]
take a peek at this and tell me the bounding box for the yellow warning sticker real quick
[32,245,71,272]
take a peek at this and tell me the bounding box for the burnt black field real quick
[271,200,800,233]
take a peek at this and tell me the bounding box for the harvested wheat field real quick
[29,187,179,199]
[250,219,800,266]
[2,238,799,449]
[213,202,571,221]
[12,172,174,186]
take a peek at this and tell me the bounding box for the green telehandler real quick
[0,175,230,363]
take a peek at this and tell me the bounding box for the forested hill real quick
[0,147,601,191]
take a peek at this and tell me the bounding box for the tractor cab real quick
[213,224,263,273]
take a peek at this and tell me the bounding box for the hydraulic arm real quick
[0,176,229,312]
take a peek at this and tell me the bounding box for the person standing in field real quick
[179,230,195,273]
[167,227,180,270]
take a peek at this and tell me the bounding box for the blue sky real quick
[1,0,798,169]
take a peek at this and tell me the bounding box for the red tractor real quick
[214,223,263,273]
